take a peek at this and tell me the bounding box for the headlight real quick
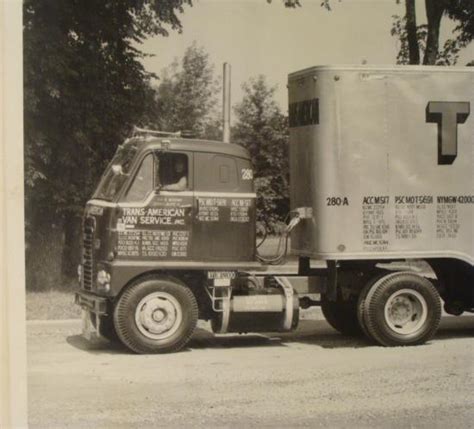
[96,270,111,293]
[97,270,110,285]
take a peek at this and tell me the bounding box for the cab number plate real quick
[207,271,236,280]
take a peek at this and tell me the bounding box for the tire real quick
[363,272,441,346]
[321,294,362,336]
[357,273,388,341]
[356,285,371,340]
[113,276,198,354]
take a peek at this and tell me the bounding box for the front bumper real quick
[75,290,108,315]
[75,291,111,342]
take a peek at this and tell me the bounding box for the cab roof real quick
[124,136,251,160]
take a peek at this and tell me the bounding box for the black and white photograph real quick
[1,0,474,427]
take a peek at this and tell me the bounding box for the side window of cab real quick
[157,153,189,192]
[123,151,191,202]
[194,154,240,192]
[123,154,153,202]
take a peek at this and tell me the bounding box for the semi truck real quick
[75,65,474,354]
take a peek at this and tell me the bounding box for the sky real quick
[140,0,474,114]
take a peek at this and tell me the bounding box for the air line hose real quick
[256,213,301,265]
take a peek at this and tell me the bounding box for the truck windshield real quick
[92,142,140,201]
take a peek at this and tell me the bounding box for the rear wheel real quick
[113,276,198,354]
[357,273,388,341]
[357,288,370,339]
[362,272,441,346]
[321,294,362,336]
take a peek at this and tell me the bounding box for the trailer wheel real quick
[363,272,441,346]
[321,295,361,336]
[113,277,198,354]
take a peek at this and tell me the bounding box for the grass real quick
[26,288,81,320]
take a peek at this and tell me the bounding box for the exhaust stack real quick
[222,62,231,143]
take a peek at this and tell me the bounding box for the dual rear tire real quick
[321,295,362,336]
[323,272,442,346]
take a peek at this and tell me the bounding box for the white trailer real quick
[76,66,473,354]
[288,66,473,345]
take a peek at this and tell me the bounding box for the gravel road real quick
[28,315,474,428]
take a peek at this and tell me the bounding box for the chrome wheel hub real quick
[384,288,428,335]
[135,292,182,340]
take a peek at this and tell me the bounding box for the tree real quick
[24,0,191,289]
[233,76,289,233]
[275,0,473,65]
[153,42,221,137]
[392,0,474,65]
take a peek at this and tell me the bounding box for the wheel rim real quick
[135,292,183,340]
[384,288,428,336]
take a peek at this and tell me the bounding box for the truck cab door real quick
[192,153,256,262]
[115,150,194,261]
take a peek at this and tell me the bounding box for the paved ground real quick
[28,315,474,429]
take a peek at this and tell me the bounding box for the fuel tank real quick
[211,279,299,334]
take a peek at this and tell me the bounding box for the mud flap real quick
[81,309,102,342]
[327,260,338,301]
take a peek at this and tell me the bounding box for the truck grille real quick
[82,216,95,291]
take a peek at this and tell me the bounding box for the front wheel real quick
[362,272,441,346]
[113,276,198,354]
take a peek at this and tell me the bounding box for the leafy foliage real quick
[24,0,191,288]
[391,15,427,64]
[274,0,473,65]
[233,76,289,233]
[153,42,221,137]
[392,0,474,65]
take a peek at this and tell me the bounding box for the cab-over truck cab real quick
[76,134,300,353]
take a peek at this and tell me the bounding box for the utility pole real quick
[222,62,231,143]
